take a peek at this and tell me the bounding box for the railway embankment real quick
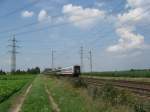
[45,75,150,112]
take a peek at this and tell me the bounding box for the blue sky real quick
[0,0,150,72]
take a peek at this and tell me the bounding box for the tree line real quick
[0,67,40,75]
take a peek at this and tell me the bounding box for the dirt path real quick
[9,84,32,112]
[45,85,60,112]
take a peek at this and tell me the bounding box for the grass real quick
[85,82,150,112]
[0,74,35,103]
[21,75,52,112]
[0,74,149,112]
[45,77,88,112]
[82,70,150,78]
[0,80,28,103]
[0,75,34,112]
[82,76,150,83]
[0,74,35,80]
[90,83,150,112]
[45,76,150,112]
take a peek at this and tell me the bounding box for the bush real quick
[134,103,146,112]
[0,70,6,75]
[100,83,119,104]
[86,83,135,105]
[70,78,87,88]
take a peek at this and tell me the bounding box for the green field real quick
[0,74,149,112]
[82,70,150,77]
[0,74,35,112]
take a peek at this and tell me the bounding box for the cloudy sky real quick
[0,0,150,71]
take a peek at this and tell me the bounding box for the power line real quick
[0,1,149,72]
[1,2,149,72]
[0,0,124,34]
[0,0,42,18]
[0,13,64,34]
[7,7,150,38]
[0,17,83,38]
[0,21,38,34]
[0,2,149,38]
[0,1,135,35]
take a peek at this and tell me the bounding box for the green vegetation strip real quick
[82,76,150,83]
[21,75,52,112]
[0,75,35,80]
[45,77,93,112]
[82,70,150,78]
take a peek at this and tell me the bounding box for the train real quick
[56,65,81,77]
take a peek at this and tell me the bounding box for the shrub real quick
[134,103,146,112]
[71,78,87,88]
[100,83,119,104]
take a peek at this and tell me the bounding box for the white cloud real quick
[21,11,34,18]
[62,4,106,28]
[107,0,150,53]
[118,8,144,25]
[107,27,144,52]
[38,9,50,22]
[127,0,150,8]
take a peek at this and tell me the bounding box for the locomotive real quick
[57,65,81,77]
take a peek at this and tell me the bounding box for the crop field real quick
[0,74,35,112]
[82,76,150,83]
[82,70,150,78]
[0,80,28,103]
[0,74,150,112]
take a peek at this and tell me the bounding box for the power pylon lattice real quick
[8,35,19,73]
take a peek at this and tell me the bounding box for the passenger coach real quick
[58,65,80,77]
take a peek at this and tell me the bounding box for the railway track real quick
[81,77,150,98]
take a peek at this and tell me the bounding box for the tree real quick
[0,70,6,75]
[27,67,40,74]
